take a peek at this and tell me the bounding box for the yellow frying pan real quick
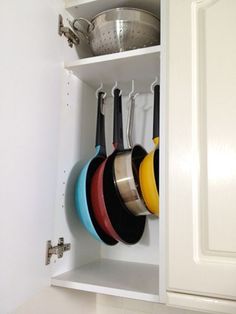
[139,84,160,215]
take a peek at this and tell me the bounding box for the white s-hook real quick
[96,83,106,99]
[150,77,158,94]
[111,81,122,97]
[128,80,139,100]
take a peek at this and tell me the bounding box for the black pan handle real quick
[95,92,106,155]
[113,89,124,150]
[153,85,160,140]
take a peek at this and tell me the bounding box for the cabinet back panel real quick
[52,75,101,276]
[53,86,159,269]
[101,94,159,265]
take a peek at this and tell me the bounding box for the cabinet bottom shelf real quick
[51,258,159,302]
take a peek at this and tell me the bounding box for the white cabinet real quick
[51,0,165,304]
[0,0,166,312]
[167,0,236,312]
[1,0,236,314]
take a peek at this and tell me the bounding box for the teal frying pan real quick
[75,92,118,245]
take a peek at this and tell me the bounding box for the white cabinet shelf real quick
[52,259,159,302]
[65,45,160,93]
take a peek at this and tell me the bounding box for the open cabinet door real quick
[0,0,62,312]
[0,1,92,313]
[167,0,236,312]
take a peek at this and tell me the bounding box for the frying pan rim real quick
[113,144,152,215]
[139,146,159,215]
[102,150,146,244]
[75,154,118,245]
[153,147,159,190]
[90,88,145,244]
[91,155,122,241]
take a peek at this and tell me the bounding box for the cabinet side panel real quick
[52,73,100,276]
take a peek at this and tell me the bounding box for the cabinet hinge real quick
[45,237,71,265]
[58,14,80,48]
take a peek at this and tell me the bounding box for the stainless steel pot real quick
[113,96,151,216]
[72,7,160,56]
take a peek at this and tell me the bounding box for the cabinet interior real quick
[65,0,160,24]
[51,0,164,302]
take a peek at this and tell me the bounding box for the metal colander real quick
[72,7,160,56]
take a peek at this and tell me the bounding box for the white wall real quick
[12,288,96,314]
[12,291,207,314]
[96,295,207,314]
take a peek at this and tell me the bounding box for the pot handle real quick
[153,85,160,144]
[126,96,135,149]
[113,89,124,151]
[71,18,94,41]
[95,92,106,156]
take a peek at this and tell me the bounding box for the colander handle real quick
[72,18,95,41]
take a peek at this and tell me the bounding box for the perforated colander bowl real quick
[73,8,160,56]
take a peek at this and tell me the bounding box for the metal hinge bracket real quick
[58,14,80,48]
[45,237,71,265]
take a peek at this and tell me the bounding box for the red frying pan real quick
[90,89,146,244]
